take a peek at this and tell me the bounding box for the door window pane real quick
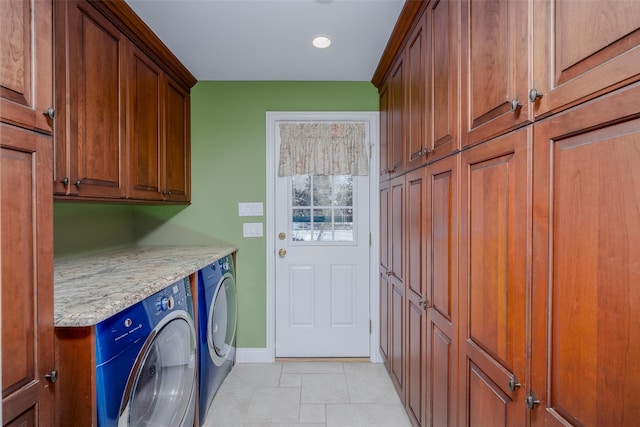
[290,174,354,242]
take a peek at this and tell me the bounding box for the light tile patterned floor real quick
[201,361,412,427]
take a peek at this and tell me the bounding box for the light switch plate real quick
[243,222,263,237]
[238,202,264,217]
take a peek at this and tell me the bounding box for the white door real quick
[274,123,371,357]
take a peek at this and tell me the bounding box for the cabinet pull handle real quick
[509,99,523,113]
[45,369,59,383]
[43,107,56,119]
[508,375,521,392]
[525,391,541,410]
[61,177,69,185]
[75,180,81,187]
[529,88,543,102]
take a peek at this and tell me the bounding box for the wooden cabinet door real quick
[405,166,427,425]
[425,154,459,427]
[389,175,405,395]
[389,57,405,177]
[163,76,191,203]
[425,0,460,163]
[0,0,53,135]
[406,12,428,171]
[459,128,530,426]
[54,0,126,198]
[531,84,640,426]
[1,123,54,425]
[531,0,640,118]
[128,43,163,201]
[379,180,391,365]
[379,83,390,180]
[461,0,531,148]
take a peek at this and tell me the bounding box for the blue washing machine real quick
[197,254,237,424]
[95,277,197,427]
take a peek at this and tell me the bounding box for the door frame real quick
[265,111,380,362]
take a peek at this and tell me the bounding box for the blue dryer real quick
[197,254,237,424]
[95,278,197,427]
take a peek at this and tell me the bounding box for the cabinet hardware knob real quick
[385,270,393,276]
[509,99,523,113]
[45,369,58,383]
[61,177,69,185]
[167,191,172,196]
[508,375,521,392]
[529,88,543,102]
[43,107,56,119]
[75,180,81,187]
[418,299,429,309]
[278,248,287,258]
[525,391,541,410]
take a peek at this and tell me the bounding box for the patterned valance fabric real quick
[278,122,369,176]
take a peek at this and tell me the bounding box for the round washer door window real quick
[208,273,237,366]
[121,316,196,426]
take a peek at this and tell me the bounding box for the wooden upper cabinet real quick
[460,0,532,148]
[1,123,55,426]
[0,0,53,135]
[379,83,390,181]
[531,0,640,118]
[389,57,405,177]
[54,0,127,198]
[128,44,163,200]
[53,0,195,203]
[531,84,640,427]
[459,127,530,426]
[164,76,191,203]
[405,13,428,171]
[425,0,460,163]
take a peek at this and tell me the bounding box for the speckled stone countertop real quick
[54,244,237,327]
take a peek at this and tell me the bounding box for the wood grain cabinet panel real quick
[460,0,532,148]
[459,128,530,426]
[531,0,640,117]
[128,44,163,200]
[164,76,191,203]
[379,83,390,181]
[425,154,459,427]
[380,180,391,366]
[54,0,127,198]
[1,123,54,425]
[405,166,427,426]
[0,0,53,135]
[389,175,405,396]
[405,14,428,171]
[425,0,460,163]
[531,83,640,427]
[389,58,405,177]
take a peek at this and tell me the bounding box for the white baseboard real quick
[236,348,274,363]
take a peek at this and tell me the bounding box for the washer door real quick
[208,272,237,366]
[119,313,196,427]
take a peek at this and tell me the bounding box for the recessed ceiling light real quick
[312,36,331,49]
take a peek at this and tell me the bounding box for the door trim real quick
[265,111,380,362]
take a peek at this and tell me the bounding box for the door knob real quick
[278,248,287,258]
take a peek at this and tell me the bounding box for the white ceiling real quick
[124,0,405,81]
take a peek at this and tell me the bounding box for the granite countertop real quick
[54,244,238,327]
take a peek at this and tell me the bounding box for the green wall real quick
[54,81,379,349]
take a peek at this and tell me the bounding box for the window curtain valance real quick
[278,122,369,176]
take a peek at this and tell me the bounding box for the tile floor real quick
[201,361,412,427]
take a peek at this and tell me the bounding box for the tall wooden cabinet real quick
[374,0,640,426]
[0,0,55,424]
[459,127,530,426]
[531,82,640,426]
